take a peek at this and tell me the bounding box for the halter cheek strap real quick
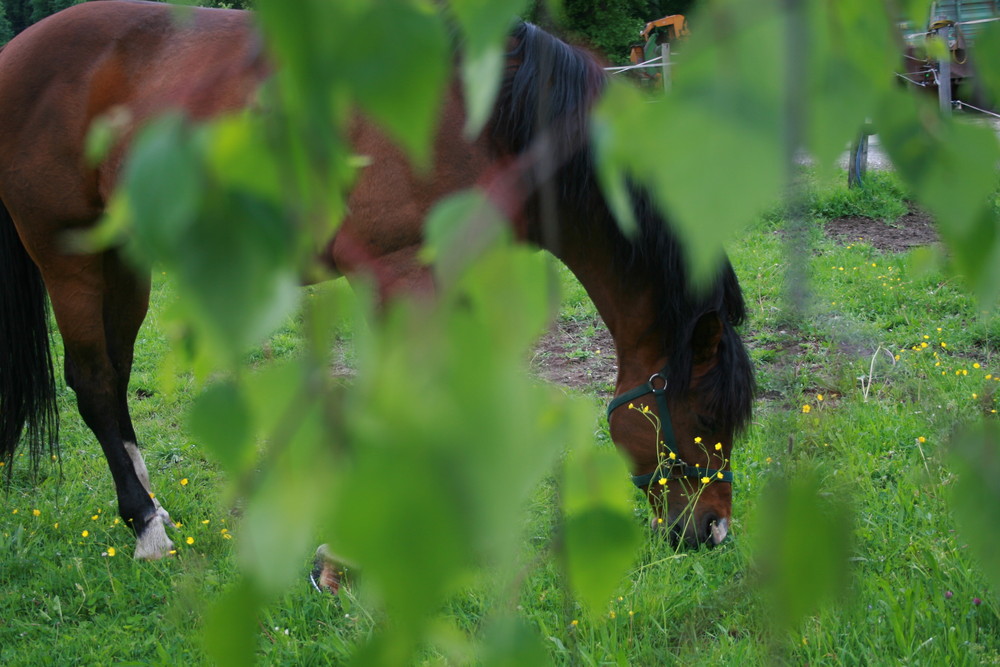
[607,368,734,488]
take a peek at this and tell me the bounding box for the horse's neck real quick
[545,228,666,382]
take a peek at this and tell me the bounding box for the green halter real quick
[607,368,734,488]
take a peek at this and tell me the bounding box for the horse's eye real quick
[696,414,718,432]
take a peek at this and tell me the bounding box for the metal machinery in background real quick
[851,1,1000,187]
[606,14,690,91]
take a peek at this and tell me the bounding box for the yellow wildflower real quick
[107,547,116,557]
[658,478,667,486]
[701,476,711,484]
[32,509,40,517]
[82,530,89,538]
[186,536,194,545]
[180,478,189,486]
[714,442,723,451]
[802,405,811,414]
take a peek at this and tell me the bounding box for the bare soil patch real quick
[824,208,938,252]
[529,319,616,396]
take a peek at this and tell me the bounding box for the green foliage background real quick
[0,3,11,44]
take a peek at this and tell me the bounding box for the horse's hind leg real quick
[102,253,170,527]
[46,251,171,559]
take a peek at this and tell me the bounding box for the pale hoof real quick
[310,544,352,594]
[134,517,174,560]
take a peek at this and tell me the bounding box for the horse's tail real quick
[0,201,59,476]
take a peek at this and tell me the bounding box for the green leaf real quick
[122,113,205,263]
[948,423,1000,598]
[564,507,641,617]
[593,1,788,285]
[422,189,510,289]
[203,579,261,667]
[450,0,526,137]
[877,91,1000,302]
[479,615,554,667]
[188,381,253,474]
[562,444,640,616]
[752,466,854,631]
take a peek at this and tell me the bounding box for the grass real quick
[2,169,999,665]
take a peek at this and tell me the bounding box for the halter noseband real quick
[607,367,734,489]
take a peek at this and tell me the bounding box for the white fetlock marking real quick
[124,441,152,491]
[134,519,174,560]
[124,441,172,524]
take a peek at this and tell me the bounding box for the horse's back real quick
[0,0,263,233]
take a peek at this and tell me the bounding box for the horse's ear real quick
[691,311,723,364]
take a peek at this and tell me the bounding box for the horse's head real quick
[485,21,754,546]
[607,308,751,548]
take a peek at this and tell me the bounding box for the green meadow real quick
[2,170,998,665]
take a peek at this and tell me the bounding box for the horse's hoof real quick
[310,544,352,595]
[134,519,174,560]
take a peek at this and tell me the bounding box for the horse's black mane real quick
[489,22,754,432]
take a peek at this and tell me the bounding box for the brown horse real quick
[0,1,753,559]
